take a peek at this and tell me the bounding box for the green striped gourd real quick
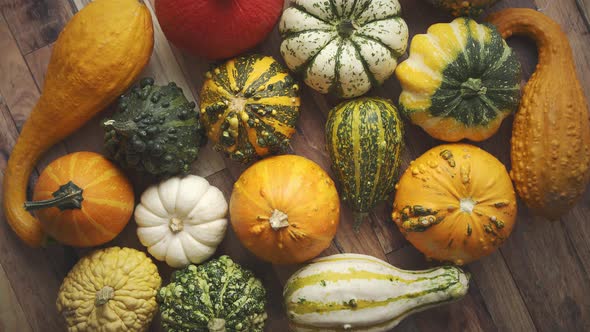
[325,97,404,230]
[284,254,470,332]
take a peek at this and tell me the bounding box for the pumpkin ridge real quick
[292,4,332,24]
[352,0,374,21]
[349,38,379,87]
[83,197,134,211]
[82,169,121,190]
[353,33,398,58]
[329,39,346,96]
[80,207,116,237]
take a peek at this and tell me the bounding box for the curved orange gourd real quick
[392,144,517,265]
[3,0,153,246]
[488,9,590,220]
[27,152,134,247]
[230,155,340,264]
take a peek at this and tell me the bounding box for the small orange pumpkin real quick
[392,144,516,265]
[230,155,340,264]
[26,152,134,247]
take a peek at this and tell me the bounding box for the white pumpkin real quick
[135,175,228,268]
[279,0,409,98]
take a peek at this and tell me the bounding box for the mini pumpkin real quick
[230,155,340,264]
[396,18,521,142]
[199,55,301,163]
[279,0,409,98]
[392,144,517,265]
[26,152,134,247]
[135,175,228,268]
[56,247,161,332]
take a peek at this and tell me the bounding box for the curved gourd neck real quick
[487,8,573,67]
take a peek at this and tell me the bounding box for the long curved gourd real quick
[3,0,153,247]
[284,254,470,332]
[488,9,590,219]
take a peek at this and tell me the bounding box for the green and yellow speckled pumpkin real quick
[199,55,301,163]
[427,0,500,17]
[326,97,404,230]
[396,18,521,142]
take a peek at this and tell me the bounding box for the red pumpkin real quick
[155,0,283,59]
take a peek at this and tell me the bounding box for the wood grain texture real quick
[0,262,31,332]
[0,0,589,331]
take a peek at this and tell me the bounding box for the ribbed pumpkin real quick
[230,155,340,264]
[396,17,521,142]
[26,152,134,247]
[427,0,500,17]
[326,97,404,230]
[279,0,409,98]
[199,55,301,163]
[488,9,590,220]
[285,254,470,332]
[392,144,517,265]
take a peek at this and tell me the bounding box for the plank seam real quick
[0,262,34,332]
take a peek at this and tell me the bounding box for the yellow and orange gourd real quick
[230,155,340,264]
[2,0,153,246]
[488,9,590,219]
[392,144,517,265]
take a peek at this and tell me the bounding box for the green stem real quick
[338,20,355,38]
[102,119,138,136]
[24,181,84,211]
[460,78,487,99]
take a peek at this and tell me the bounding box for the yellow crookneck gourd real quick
[488,9,590,219]
[3,0,153,247]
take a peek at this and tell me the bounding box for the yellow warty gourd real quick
[56,247,162,332]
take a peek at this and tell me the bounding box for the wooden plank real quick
[0,262,32,332]
[1,0,74,54]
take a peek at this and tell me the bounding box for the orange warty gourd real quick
[230,155,340,264]
[25,152,135,247]
[488,9,590,220]
[3,0,153,247]
[392,144,517,265]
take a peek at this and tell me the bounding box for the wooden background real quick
[1,0,589,331]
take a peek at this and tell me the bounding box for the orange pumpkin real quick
[230,155,340,264]
[26,152,134,247]
[392,144,516,265]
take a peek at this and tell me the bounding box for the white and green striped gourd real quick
[284,254,470,332]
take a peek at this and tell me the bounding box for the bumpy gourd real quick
[396,17,521,142]
[158,256,267,332]
[488,9,590,219]
[103,78,205,177]
[2,0,153,247]
[26,152,134,247]
[279,0,408,98]
[199,55,301,163]
[325,98,404,230]
[57,247,161,332]
[230,155,340,264]
[392,144,517,265]
[284,254,470,332]
[427,0,500,16]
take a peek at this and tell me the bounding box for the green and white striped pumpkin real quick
[284,254,470,332]
[279,0,409,98]
[325,98,404,230]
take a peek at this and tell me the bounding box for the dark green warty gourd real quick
[158,255,267,332]
[102,78,206,177]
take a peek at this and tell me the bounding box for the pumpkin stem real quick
[338,20,356,38]
[460,78,487,99]
[353,212,368,233]
[208,318,226,332]
[95,286,114,306]
[268,209,289,230]
[102,119,138,136]
[24,181,84,211]
[169,217,184,233]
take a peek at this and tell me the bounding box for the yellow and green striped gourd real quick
[396,17,521,142]
[325,97,404,230]
[284,254,470,332]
